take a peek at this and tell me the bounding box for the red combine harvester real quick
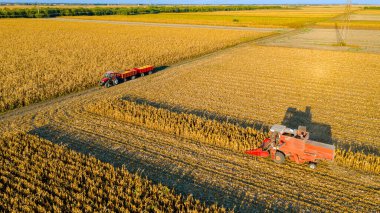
[246,124,335,169]
[99,65,154,88]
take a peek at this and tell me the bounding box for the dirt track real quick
[51,18,289,32]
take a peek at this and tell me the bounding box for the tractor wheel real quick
[141,73,145,77]
[309,162,317,169]
[105,82,111,88]
[113,79,119,85]
[131,76,136,80]
[148,71,153,75]
[274,152,285,164]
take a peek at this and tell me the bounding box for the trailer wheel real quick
[148,71,153,75]
[131,76,136,80]
[309,162,317,169]
[141,73,145,77]
[113,79,118,85]
[274,152,285,164]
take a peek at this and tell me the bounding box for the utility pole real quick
[335,0,352,46]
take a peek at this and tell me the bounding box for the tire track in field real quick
[28,106,379,212]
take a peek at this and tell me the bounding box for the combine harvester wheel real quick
[309,162,317,169]
[274,152,285,164]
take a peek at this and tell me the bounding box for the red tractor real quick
[99,65,154,88]
[246,124,335,169]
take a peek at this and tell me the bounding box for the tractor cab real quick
[103,72,113,79]
[99,71,119,88]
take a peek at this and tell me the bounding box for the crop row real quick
[0,19,270,113]
[86,99,380,174]
[67,6,346,29]
[54,100,379,212]
[120,45,380,149]
[0,132,226,212]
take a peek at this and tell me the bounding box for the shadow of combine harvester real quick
[280,106,380,155]
[281,106,333,144]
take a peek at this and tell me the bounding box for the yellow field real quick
[0,43,379,212]
[64,6,349,28]
[1,6,379,212]
[356,9,380,15]
[118,45,380,151]
[0,4,139,9]
[0,132,224,212]
[314,8,380,30]
[0,19,271,112]
[315,20,380,30]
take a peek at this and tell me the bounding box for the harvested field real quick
[1,5,379,212]
[356,9,380,15]
[263,28,380,53]
[314,8,380,30]
[1,86,378,212]
[316,20,380,30]
[0,132,224,212]
[0,19,271,112]
[115,45,380,151]
[350,14,380,21]
[0,41,379,211]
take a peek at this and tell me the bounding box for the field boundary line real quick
[48,17,291,32]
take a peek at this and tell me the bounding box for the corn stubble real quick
[0,132,226,212]
[0,19,270,112]
[120,45,380,152]
[88,99,379,174]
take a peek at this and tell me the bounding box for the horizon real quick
[1,1,379,6]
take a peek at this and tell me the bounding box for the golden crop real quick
[0,132,226,212]
[119,45,380,151]
[65,6,347,29]
[1,8,379,211]
[87,99,380,174]
[0,19,271,112]
[315,20,380,30]
[47,97,378,212]
[1,84,378,211]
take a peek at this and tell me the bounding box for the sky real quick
[3,0,379,5]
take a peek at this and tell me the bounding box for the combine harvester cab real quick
[246,124,335,169]
[99,65,154,88]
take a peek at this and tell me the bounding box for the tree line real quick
[0,5,284,18]
[364,6,380,10]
